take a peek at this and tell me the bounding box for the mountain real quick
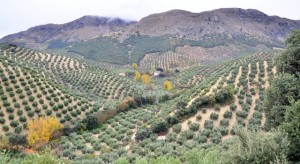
[126,8,300,42]
[0,16,136,49]
[1,8,300,65]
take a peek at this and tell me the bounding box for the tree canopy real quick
[27,117,63,149]
[134,71,141,81]
[164,80,173,91]
[276,30,300,76]
[264,30,300,161]
[132,63,138,70]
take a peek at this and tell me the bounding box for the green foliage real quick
[150,121,168,133]
[47,40,72,49]
[204,120,214,130]
[265,32,300,161]
[280,101,300,161]
[196,114,202,121]
[236,110,248,119]
[135,128,150,141]
[147,156,181,164]
[215,86,234,104]
[220,129,289,164]
[183,148,219,164]
[223,111,232,119]
[114,157,130,164]
[0,30,295,163]
[0,149,68,164]
[68,37,128,64]
[230,104,237,111]
[276,30,300,75]
[62,34,244,65]
[210,113,219,120]
[8,134,27,147]
[189,123,200,131]
[166,115,179,125]
[83,114,99,130]
[123,35,184,63]
[172,124,182,133]
[264,73,300,129]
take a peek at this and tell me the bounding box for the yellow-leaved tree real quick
[141,74,151,85]
[164,80,173,91]
[27,117,63,148]
[132,63,138,70]
[134,71,141,81]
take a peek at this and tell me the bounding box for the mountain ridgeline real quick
[1,8,300,65]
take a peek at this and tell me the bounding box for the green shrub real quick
[218,126,228,136]
[8,114,14,120]
[19,116,27,122]
[83,114,99,130]
[151,120,168,133]
[166,116,179,125]
[6,107,14,113]
[236,110,248,119]
[10,121,19,127]
[173,124,182,133]
[2,125,9,131]
[34,108,41,113]
[0,118,5,124]
[193,134,207,144]
[215,86,234,104]
[189,123,200,131]
[28,111,34,117]
[182,148,219,163]
[182,130,194,140]
[46,110,52,116]
[230,104,237,111]
[210,113,219,120]
[196,115,202,121]
[220,119,229,127]
[223,111,232,119]
[135,128,150,141]
[204,120,214,130]
[220,129,289,164]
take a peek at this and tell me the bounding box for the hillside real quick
[0,44,279,159]
[1,8,299,66]
[0,48,95,135]
[2,8,300,48]
[127,8,300,42]
[54,50,278,161]
[0,7,299,164]
[0,16,135,50]
[0,45,171,136]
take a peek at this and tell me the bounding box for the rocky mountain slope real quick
[0,8,299,65]
[126,8,300,42]
[0,16,136,49]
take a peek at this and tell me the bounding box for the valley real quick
[0,43,281,162]
[0,7,299,164]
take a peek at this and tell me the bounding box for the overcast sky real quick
[1,0,300,38]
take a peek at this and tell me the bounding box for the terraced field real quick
[139,51,192,70]
[4,47,154,101]
[182,60,274,135]
[0,54,95,135]
[0,46,174,136]
[0,42,285,164]
[55,51,278,162]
